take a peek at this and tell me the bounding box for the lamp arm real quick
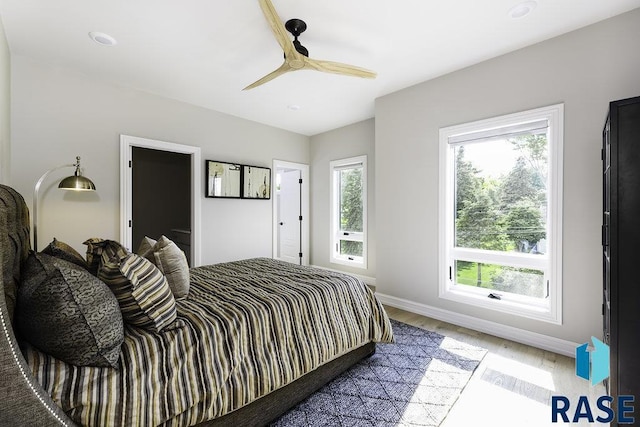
[33,163,75,251]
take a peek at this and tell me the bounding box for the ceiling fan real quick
[243,0,377,90]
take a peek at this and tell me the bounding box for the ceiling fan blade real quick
[304,58,377,79]
[258,0,298,59]
[243,62,291,90]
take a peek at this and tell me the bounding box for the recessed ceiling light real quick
[508,1,537,19]
[287,104,301,111]
[88,31,117,47]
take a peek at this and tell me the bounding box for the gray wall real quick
[375,9,640,344]
[10,55,309,264]
[310,119,376,278]
[0,17,9,185]
[7,8,640,347]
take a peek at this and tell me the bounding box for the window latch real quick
[488,293,502,300]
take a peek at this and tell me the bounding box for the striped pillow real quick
[98,244,176,332]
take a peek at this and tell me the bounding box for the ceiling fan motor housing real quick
[286,19,309,57]
[285,18,307,36]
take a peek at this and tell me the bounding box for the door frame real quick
[120,134,202,266]
[272,160,309,265]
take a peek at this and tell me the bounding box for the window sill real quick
[330,256,367,270]
[439,286,560,324]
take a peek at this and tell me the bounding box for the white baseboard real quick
[376,292,579,358]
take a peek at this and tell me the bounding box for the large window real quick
[330,155,367,268]
[439,104,563,323]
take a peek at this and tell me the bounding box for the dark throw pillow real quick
[83,237,116,276]
[41,237,88,270]
[16,252,124,368]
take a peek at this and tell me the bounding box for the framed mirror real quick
[242,165,271,199]
[206,160,241,198]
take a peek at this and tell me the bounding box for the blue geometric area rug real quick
[271,320,487,427]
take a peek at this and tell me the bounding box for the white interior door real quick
[272,160,309,266]
[278,169,301,264]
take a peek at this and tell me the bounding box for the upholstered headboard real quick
[0,184,75,426]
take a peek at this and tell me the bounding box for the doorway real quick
[132,147,191,264]
[272,160,309,265]
[120,135,202,266]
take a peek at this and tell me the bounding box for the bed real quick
[0,184,394,426]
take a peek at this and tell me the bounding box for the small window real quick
[330,156,367,268]
[439,104,563,323]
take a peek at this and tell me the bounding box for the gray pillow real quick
[16,252,124,368]
[137,235,190,299]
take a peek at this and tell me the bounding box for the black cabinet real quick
[603,95,640,404]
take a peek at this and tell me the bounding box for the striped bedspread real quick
[22,258,394,426]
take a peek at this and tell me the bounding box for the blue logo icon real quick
[575,337,609,386]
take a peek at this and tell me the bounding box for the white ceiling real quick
[1,0,639,136]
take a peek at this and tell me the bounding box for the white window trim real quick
[438,104,563,324]
[330,155,368,269]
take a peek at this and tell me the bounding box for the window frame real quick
[330,155,368,269]
[438,104,564,324]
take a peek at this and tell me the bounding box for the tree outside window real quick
[330,156,367,268]
[339,167,363,257]
[440,104,563,323]
[453,134,548,298]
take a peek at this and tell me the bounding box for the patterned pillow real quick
[41,238,88,270]
[16,252,124,368]
[83,237,122,276]
[98,241,176,332]
[137,236,190,299]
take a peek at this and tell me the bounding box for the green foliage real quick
[500,157,544,208]
[340,168,363,256]
[509,134,548,186]
[457,262,545,298]
[503,202,546,249]
[455,135,547,253]
[340,168,363,232]
[340,240,363,257]
[456,190,509,251]
[456,262,501,288]
[455,146,481,214]
[454,134,548,291]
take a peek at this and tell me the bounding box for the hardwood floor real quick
[384,306,606,426]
